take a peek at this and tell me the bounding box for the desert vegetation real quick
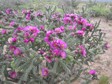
[0,0,112,84]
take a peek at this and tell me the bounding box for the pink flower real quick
[29,38,35,42]
[44,36,51,44]
[11,37,17,43]
[76,30,85,36]
[81,18,88,25]
[24,32,30,38]
[50,39,67,50]
[46,30,54,37]
[1,29,7,34]
[36,11,43,17]
[23,26,40,40]
[89,70,96,75]
[40,25,45,30]
[52,49,67,59]
[54,27,63,34]
[63,16,71,24]
[104,42,110,50]
[22,9,27,14]
[79,45,86,57]
[86,23,94,30]
[13,48,22,56]
[58,40,67,49]
[26,14,31,20]
[82,27,86,31]
[9,21,15,27]
[69,25,76,30]
[60,51,67,59]
[5,8,11,14]
[60,26,64,31]
[9,71,17,78]
[24,26,40,34]
[39,50,45,55]
[52,49,61,56]
[23,26,40,43]
[45,56,53,63]
[24,39,29,43]
[9,45,16,51]
[42,68,49,77]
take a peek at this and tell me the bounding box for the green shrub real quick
[89,4,110,17]
[0,6,106,84]
[19,0,58,11]
[106,7,112,20]
[99,75,109,84]
[0,0,25,10]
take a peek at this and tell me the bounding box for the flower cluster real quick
[0,8,107,83]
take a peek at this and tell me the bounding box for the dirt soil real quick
[72,17,112,84]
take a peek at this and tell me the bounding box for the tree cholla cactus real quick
[0,7,107,84]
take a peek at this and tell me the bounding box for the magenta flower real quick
[86,23,94,30]
[52,49,61,56]
[69,14,76,18]
[89,70,96,75]
[44,36,51,44]
[104,42,110,50]
[35,11,43,17]
[24,26,40,33]
[13,48,22,56]
[9,71,17,79]
[79,45,86,57]
[14,26,23,33]
[9,21,15,27]
[46,30,54,37]
[52,13,61,21]
[52,49,67,59]
[63,16,71,24]
[81,18,88,25]
[58,40,67,49]
[39,50,45,55]
[24,32,30,38]
[5,8,11,14]
[23,26,40,39]
[42,68,49,77]
[40,25,45,30]
[1,29,7,35]
[50,39,67,49]
[11,37,17,43]
[26,14,31,20]
[54,27,63,34]
[29,38,35,42]
[69,25,76,30]
[9,45,16,51]
[60,26,64,31]
[22,9,27,14]
[76,30,85,36]
[60,51,67,59]
[82,27,86,31]
[24,39,29,44]
[45,56,53,63]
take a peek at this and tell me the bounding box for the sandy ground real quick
[90,17,112,84]
[72,17,112,84]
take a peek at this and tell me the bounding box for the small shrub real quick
[0,0,25,10]
[99,75,109,84]
[89,4,110,17]
[0,6,107,84]
[106,7,112,20]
